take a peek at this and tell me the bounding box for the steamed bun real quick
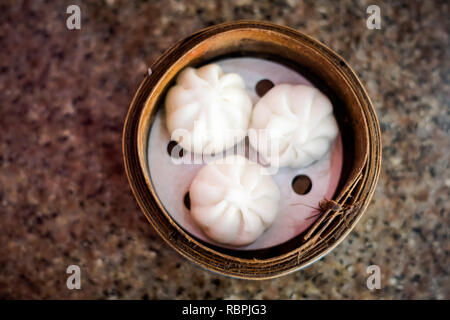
[189,155,280,246]
[249,84,338,168]
[165,64,252,155]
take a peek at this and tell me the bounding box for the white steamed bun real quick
[165,64,252,155]
[189,155,280,246]
[249,84,338,168]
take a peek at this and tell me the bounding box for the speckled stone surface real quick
[0,0,448,299]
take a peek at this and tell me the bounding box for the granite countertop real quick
[0,0,448,299]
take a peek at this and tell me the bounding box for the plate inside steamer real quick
[147,57,343,250]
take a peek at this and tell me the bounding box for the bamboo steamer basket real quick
[122,21,382,279]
